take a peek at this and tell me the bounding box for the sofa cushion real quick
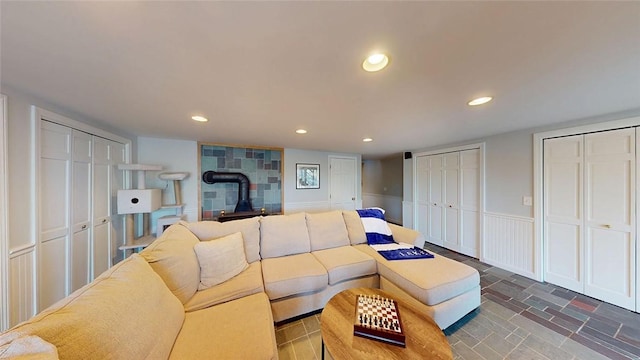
[184,217,261,263]
[140,223,200,304]
[6,254,185,360]
[194,232,249,290]
[312,246,377,285]
[306,211,350,251]
[343,210,367,245]
[170,292,277,360]
[260,213,311,258]
[261,253,327,300]
[355,244,479,306]
[184,262,265,312]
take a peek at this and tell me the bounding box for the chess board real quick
[353,294,406,347]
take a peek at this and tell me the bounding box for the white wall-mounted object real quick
[117,189,161,214]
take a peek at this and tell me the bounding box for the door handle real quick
[81,224,87,230]
[102,219,107,224]
[352,197,355,201]
[448,205,453,208]
[603,224,612,229]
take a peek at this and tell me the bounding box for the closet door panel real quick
[586,229,633,306]
[39,237,66,311]
[415,156,429,238]
[40,159,69,241]
[109,141,126,262]
[546,222,581,291]
[428,155,444,246]
[544,135,583,292]
[460,210,478,257]
[70,229,90,292]
[460,149,479,257]
[584,128,635,310]
[39,121,71,310]
[92,223,109,278]
[70,131,91,291]
[443,153,459,251]
[92,138,111,278]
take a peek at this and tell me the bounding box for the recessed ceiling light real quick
[362,53,389,72]
[467,96,493,106]
[191,115,208,122]
[296,129,307,134]
[363,138,373,142]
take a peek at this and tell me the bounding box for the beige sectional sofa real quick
[0,210,480,359]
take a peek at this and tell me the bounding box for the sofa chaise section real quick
[355,244,480,329]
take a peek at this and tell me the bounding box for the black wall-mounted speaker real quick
[404,152,412,159]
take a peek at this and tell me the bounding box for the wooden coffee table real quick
[320,287,453,360]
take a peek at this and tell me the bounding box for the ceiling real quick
[2,1,639,159]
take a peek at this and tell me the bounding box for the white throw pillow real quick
[194,232,249,290]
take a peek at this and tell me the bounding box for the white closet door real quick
[443,152,460,251]
[39,121,71,310]
[584,128,635,310]
[544,135,584,293]
[92,137,111,279]
[70,131,92,292]
[415,155,430,239]
[460,149,479,257]
[110,141,126,262]
[428,155,444,246]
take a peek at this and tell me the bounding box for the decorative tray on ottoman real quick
[353,294,406,347]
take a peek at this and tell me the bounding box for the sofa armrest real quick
[388,223,425,248]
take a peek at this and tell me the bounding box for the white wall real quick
[134,141,362,219]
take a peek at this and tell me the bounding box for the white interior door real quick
[544,135,584,293]
[415,155,429,238]
[584,128,635,310]
[92,137,111,279]
[70,131,91,292]
[443,152,460,251]
[428,155,444,246]
[39,121,71,310]
[460,149,479,257]
[329,157,357,211]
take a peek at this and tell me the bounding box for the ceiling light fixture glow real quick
[296,129,307,134]
[191,115,208,122]
[467,96,493,106]
[362,53,389,72]
[362,138,373,142]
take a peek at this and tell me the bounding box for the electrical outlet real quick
[523,196,533,206]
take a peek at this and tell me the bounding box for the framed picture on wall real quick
[296,163,320,189]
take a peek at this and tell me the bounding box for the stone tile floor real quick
[276,243,640,359]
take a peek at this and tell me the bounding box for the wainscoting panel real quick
[283,201,331,214]
[483,212,536,279]
[9,246,36,327]
[362,193,403,224]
